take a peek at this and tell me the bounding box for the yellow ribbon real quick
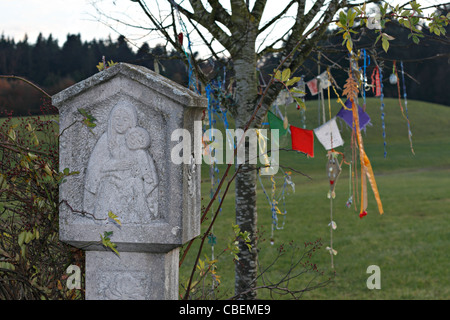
[270,175,284,215]
[351,98,384,215]
[256,129,271,175]
[327,68,351,111]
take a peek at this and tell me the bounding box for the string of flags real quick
[175,6,414,274]
[264,56,415,254]
[269,59,413,165]
[265,60,387,267]
[197,46,413,267]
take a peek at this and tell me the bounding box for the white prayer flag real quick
[313,117,344,150]
[317,71,332,90]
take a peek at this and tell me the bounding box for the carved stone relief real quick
[83,101,159,224]
[99,272,149,300]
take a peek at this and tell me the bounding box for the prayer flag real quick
[313,117,344,150]
[268,110,288,136]
[336,99,371,130]
[290,125,314,157]
[306,78,319,96]
[317,71,331,90]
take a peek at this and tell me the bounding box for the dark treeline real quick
[0,33,188,115]
[315,17,450,108]
[256,15,450,108]
[0,15,449,116]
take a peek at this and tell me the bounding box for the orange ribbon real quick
[351,98,384,216]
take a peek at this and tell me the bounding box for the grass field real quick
[180,97,450,300]
[2,97,448,300]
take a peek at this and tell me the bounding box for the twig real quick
[0,75,51,99]
[0,141,52,157]
[182,163,243,299]
[59,200,107,221]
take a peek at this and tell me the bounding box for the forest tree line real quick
[0,15,448,116]
[0,33,189,115]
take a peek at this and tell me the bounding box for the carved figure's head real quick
[109,101,138,134]
[126,127,150,150]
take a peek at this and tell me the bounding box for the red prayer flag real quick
[306,78,319,96]
[290,125,314,158]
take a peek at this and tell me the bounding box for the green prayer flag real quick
[267,110,288,136]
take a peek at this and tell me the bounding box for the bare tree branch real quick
[251,0,268,23]
[167,0,235,51]
[0,75,51,98]
[257,0,297,35]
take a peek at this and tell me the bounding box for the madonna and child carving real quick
[83,101,159,224]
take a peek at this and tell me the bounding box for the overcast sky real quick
[0,0,446,53]
[0,0,117,44]
[0,0,303,55]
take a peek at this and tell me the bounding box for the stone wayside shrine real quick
[52,63,206,299]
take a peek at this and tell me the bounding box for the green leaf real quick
[346,36,353,52]
[410,1,421,13]
[78,108,97,131]
[347,9,357,27]
[20,245,26,259]
[27,152,38,161]
[374,33,382,45]
[108,211,122,226]
[274,70,281,80]
[339,11,347,26]
[401,10,410,17]
[103,231,113,238]
[293,97,306,109]
[335,21,345,30]
[285,76,300,87]
[78,108,97,122]
[382,2,389,15]
[382,37,390,52]
[18,231,26,247]
[281,68,291,82]
[197,258,205,271]
[382,33,395,41]
[25,231,33,244]
[7,128,16,141]
[96,62,105,72]
[84,119,97,128]
[0,262,15,271]
[78,108,89,117]
[100,232,119,256]
[403,19,412,29]
[290,88,305,94]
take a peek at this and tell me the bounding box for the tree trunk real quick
[232,37,260,299]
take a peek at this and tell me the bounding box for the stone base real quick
[85,249,179,300]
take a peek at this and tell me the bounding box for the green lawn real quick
[2,98,448,300]
[180,98,450,299]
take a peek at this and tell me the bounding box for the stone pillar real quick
[53,63,206,300]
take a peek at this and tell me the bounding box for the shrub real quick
[0,100,84,299]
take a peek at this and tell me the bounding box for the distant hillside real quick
[274,97,450,177]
